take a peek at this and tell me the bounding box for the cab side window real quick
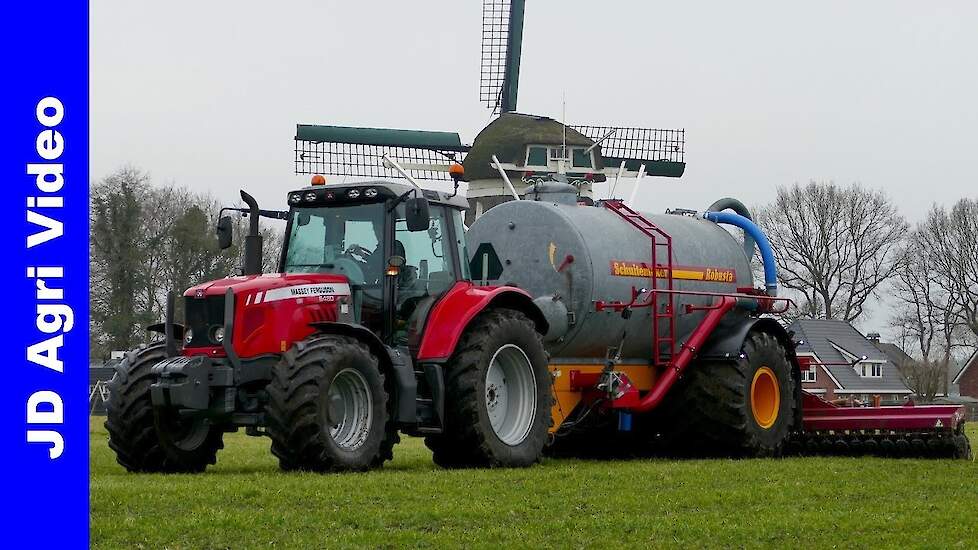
[394,204,456,298]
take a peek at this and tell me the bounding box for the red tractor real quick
[106,178,553,472]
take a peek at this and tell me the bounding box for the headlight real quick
[347,188,361,199]
[304,191,318,202]
[184,328,193,345]
[364,188,378,198]
[289,193,302,204]
[213,327,225,343]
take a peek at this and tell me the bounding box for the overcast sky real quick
[92,1,978,333]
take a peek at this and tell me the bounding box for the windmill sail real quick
[294,124,469,181]
[481,0,525,114]
[571,125,685,178]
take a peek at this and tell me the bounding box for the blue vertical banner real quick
[1,2,89,547]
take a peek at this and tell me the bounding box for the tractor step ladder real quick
[602,200,676,367]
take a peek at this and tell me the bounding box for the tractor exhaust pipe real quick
[240,190,263,276]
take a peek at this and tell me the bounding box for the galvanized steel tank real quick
[466,183,754,361]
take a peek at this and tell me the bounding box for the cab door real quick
[390,204,461,348]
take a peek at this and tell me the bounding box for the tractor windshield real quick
[283,204,385,284]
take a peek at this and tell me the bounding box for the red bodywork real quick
[800,392,967,433]
[415,281,538,362]
[183,273,349,359]
[182,274,535,363]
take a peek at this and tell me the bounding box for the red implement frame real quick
[801,391,966,433]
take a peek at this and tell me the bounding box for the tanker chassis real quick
[105,177,971,473]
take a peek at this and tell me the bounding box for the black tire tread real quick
[658,331,797,457]
[424,308,553,468]
[104,343,224,473]
[265,334,399,472]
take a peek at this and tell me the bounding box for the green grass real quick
[91,419,978,549]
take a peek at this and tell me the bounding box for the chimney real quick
[867,332,881,343]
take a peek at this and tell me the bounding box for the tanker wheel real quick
[425,308,552,468]
[266,334,399,472]
[105,343,225,473]
[659,330,796,457]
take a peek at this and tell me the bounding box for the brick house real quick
[951,349,978,399]
[787,319,912,403]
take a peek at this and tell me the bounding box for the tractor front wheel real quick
[105,343,225,473]
[425,308,552,468]
[266,335,398,472]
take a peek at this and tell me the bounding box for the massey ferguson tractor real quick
[105,174,971,473]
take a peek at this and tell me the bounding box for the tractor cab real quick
[280,178,470,346]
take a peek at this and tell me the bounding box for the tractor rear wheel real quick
[266,335,398,472]
[105,343,225,472]
[659,330,797,457]
[425,309,552,468]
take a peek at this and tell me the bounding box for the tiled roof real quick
[788,319,910,392]
[872,342,913,366]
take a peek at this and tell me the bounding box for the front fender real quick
[416,282,548,362]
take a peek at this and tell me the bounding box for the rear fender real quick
[308,321,416,424]
[415,281,548,362]
[700,316,803,428]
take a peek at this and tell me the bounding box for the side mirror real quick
[216,216,233,250]
[405,196,431,232]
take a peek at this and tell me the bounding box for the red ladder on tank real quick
[601,200,676,367]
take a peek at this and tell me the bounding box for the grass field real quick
[91,418,977,549]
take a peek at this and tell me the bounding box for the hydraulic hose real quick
[703,210,778,297]
[706,197,755,259]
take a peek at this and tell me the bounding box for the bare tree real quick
[261,223,286,272]
[889,232,961,364]
[756,181,908,322]
[896,358,949,403]
[141,184,194,327]
[917,198,978,340]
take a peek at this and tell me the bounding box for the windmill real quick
[294,0,685,222]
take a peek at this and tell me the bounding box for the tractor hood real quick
[184,273,352,300]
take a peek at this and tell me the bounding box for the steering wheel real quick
[344,244,372,262]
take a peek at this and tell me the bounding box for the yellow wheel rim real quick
[750,367,780,429]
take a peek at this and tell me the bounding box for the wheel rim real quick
[750,366,780,429]
[326,368,373,451]
[485,344,537,446]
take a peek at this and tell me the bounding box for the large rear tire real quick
[425,309,552,468]
[658,330,797,457]
[266,335,399,472]
[104,343,225,473]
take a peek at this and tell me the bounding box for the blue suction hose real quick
[702,211,778,297]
